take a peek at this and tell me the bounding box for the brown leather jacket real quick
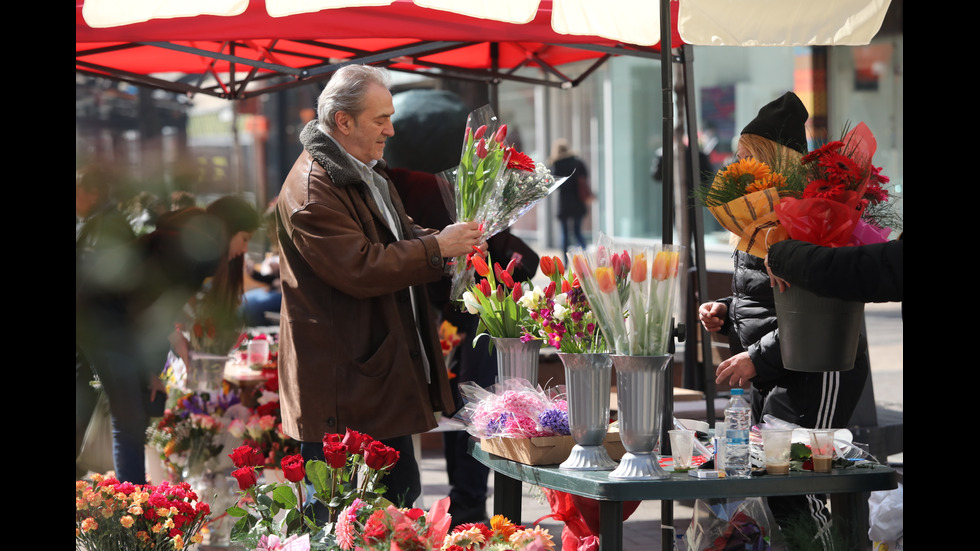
[276,121,454,442]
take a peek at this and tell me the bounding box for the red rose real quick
[363,440,399,471]
[228,445,263,468]
[280,454,305,483]
[342,429,373,456]
[322,441,348,469]
[232,466,257,490]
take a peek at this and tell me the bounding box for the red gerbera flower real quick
[505,147,535,171]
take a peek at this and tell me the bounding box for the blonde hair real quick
[740,133,803,171]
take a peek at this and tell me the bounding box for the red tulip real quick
[505,258,518,275]
[499,270,515,289]
[561,279,572,294]
[473,125,487,140]
[477,278,492,299]
[554,256,565,275]
[544,280,556,299]
[476,139,489,159]
[496,284,506,302]
[494,124,508,143]
[512,282,523,302]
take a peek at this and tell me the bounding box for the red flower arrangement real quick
[775,122,900,248]
[76,473,211,551]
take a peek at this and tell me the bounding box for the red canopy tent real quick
[76,0,682,99]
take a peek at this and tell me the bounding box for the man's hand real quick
[436,221,486,258]
[698,301,728,333]
[715,351,757,387]
[763,254,790,293]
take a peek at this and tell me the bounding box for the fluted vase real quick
[558,353,617,470]
[608,354,671,480]
[492,337,541,385]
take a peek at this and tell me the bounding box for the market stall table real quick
[469,441,898,550]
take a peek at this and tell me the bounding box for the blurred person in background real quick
[76,194,259,483]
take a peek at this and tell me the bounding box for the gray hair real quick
[317,65,392,132]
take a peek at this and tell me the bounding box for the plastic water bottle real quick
[724,388,752,479]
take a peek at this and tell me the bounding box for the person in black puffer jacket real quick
[698,92,872,545]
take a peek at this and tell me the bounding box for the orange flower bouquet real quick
[694,155,798,258]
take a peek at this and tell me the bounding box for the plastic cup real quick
[247,339,269,366]
[668,429,696,471]
[810,429,836,473]
[760,428,793,475]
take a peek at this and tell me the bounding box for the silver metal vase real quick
[492,337,541,385]
[558,352,617,470]
[608,354,671,480]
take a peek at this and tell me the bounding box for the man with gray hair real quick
[275,64,484,515]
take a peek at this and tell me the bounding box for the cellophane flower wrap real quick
[570,234,685,356]
[519,255,605,354]
[441,105,568,300]
[454,378,570,439]
[775,122,901,247]
[460,250,532,343]
[567,234,632,354]
[622,242,685,356]
[694,154,800,258]
[76,473,211,551]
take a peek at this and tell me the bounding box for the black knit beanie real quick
[740,92,809,154]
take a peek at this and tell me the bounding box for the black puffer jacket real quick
[716,250,871,428]
[716,252,784,392]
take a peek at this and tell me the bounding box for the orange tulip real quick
[630,253,647,283]
[472,254,490,277]
[555,256,565,275]
[540,256,555,277]
[596,267,616,294]
[652,251,679,281]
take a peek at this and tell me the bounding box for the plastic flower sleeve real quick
[454,378,570,439]
[568,236,630,355]
[624,243,685,356]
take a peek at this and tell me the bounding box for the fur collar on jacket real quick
[299,120,388,187]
